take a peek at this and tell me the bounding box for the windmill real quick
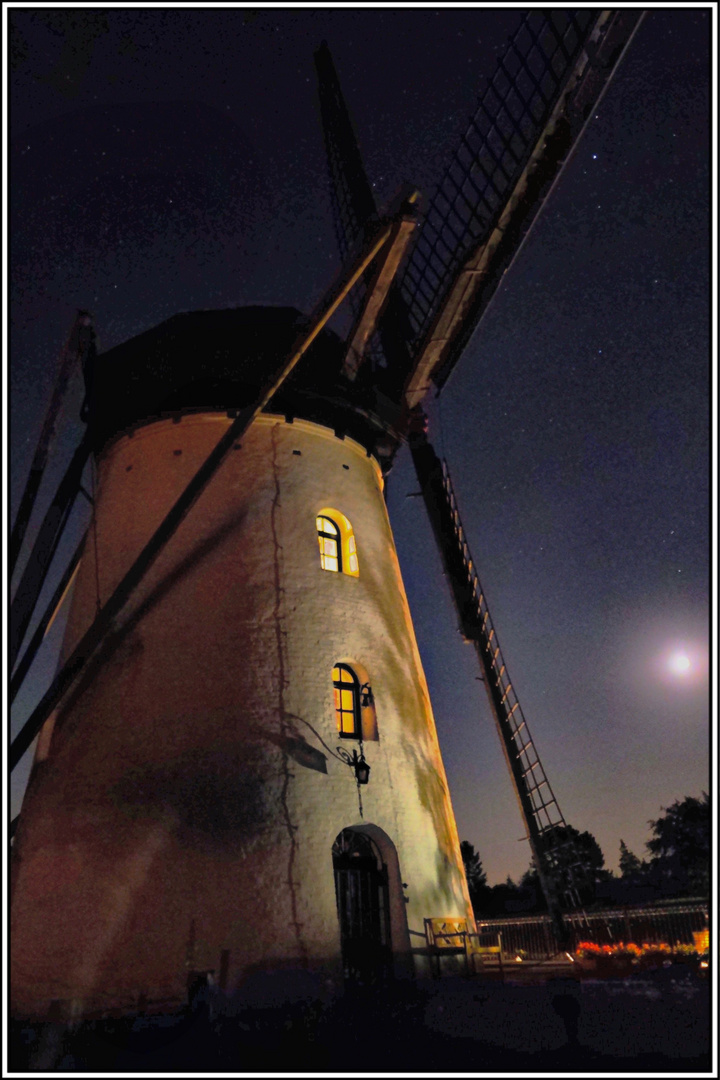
[9,9,643,1015]
[314,9,645,926]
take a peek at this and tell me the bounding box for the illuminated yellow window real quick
[347,533,359,575]
[333,664,361,738]
[317,515,340,572]
[317,509,359,577]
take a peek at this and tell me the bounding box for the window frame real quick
[316,508,359,577]
[333,663,361,740]
[317,514,342,573]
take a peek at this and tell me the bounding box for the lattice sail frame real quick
[317,11,643,403]
[439,462,587,907]
[397,11,597,355]
[441,461,562,836]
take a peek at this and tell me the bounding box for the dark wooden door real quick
[333,831,391,983]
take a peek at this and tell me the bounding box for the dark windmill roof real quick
[89,306,404,469]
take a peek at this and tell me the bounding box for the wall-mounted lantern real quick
[337,746,371,785]
[359,683,374,709]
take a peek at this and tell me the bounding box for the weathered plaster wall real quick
[11,413,472,1017]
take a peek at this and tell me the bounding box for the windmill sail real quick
[408,426,589,919]
[315,41,377,267]
[315,43,416,393]
[9,312,95,577]
[315,10,643,923]
[321,11,644,405]
[398,9,644,406]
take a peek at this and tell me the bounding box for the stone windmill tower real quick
[10,238,475,1017]
[10,9,642,1018]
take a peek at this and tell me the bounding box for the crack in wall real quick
[270,424,307,967]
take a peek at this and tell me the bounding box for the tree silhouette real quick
[619,839,647,880]
[513,825,609,911]
[466,795,710,917]
[460,841,490,914]
[646,792,710,897]
[465,825,609,917]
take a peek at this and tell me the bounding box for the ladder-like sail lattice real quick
[409,428,587,911]
[440,460,565,835]
[438,459,588,907]
[398,10,596,357]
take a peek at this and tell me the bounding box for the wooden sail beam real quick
[343,193,419,380]
[314,41,417,392]
[403,9,645,410]
[10,312,94,577]
[10,532,86,704]
[9,427,95,671]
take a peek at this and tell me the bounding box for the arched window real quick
[317,509,359,577]
[333,663,361,738]
[317,515,341,573]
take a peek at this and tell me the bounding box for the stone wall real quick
[11,413,472,1017]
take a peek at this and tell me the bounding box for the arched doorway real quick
[332,829,392,983]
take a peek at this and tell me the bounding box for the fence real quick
[476,899,709,960]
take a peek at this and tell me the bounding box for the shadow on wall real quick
[111,741,272,854]
[262,723,328,773]
[346,543,435,742]
[46,507,249,757]
[111,722,331,854]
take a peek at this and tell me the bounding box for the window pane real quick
[323,538,338,557]
[334,665,358,737]
[348,553,358,573]
[322,555,338,572]
[317,516,338,536]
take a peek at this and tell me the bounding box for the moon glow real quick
[668,652,691,675]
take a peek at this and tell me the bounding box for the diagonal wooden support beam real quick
[343,193,419,381]
[10,312,95,578]
[10,427,95,671]
[10,531,86,705]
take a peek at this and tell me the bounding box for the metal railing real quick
[476,899,709,960]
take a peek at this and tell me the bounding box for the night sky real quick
[8,6,711,885]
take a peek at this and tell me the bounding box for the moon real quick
[668,651,691,675]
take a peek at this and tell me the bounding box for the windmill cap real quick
[88,305,399,461]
